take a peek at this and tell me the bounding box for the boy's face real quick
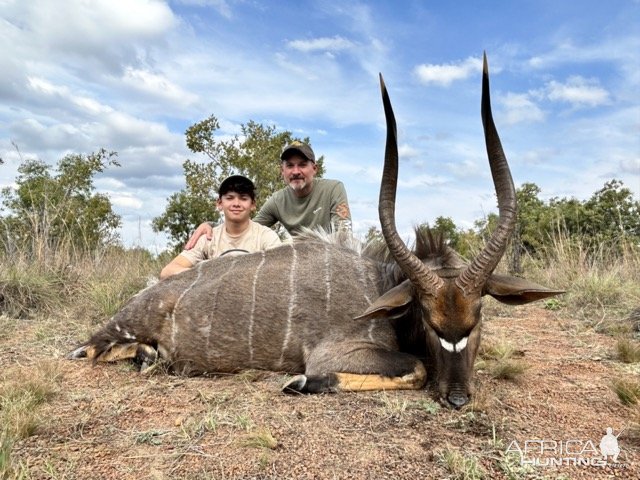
[217,191,256,223]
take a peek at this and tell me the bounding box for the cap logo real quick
[283,140,304,153]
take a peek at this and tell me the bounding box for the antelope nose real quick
[447,392,468,408]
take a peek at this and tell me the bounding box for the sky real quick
[1,0,638,253]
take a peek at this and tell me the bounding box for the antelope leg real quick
[283,357,426,394]
[67,342,159,372]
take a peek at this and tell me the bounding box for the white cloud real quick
[175,0,233,18]
[26,0,176,44]
[110,194,144,210]
[0,0,179,111]
[121,67,199,105]
[546,76,610,107]
[27,76,113,117]
[501,92,546,125]
[528,37,639,71]
[620,157,640,174]
[398,174,448,189]
[16,75,179,153]
[518,148,558,166]
[287,35,356,53]
[398,143,420,159]
[414,57,483,87]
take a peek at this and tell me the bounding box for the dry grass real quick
[0,361,63,479]
[611,377,640,406]
[527,233,640,330]
[437,446,486,479]
[476,340,528,381]
[0,216,639,478]
[0,261,67,318]
[0,243,162,326]
[240,427,278,450]
[0,361,62,440]
[616,338,640,363]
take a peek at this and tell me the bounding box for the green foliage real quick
[151,188,218,254]
[364,225,384,247]
[515,179,639,258]
[0,149,121,256]
[417,216,461,248]
[582,179,640,241]
[153,115,325,250]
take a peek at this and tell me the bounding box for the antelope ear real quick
[354,280,414,320]
[484,274,565,305]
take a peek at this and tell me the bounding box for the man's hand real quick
[185,222,214,250]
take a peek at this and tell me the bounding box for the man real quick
[184,141,352,249]
[160,175,281,279]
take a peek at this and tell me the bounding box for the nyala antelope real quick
[68,54,563,408]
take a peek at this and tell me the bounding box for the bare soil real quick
[3,304,639,479]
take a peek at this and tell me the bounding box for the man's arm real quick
[160,255,195,279]
[185,222,214,250]
[330,181,352,232]
[253,195,278,227]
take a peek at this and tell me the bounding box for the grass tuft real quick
[437,446,485,479]
[0,263,66,318]
[476,341,528,381]
[530,234,640,329]
[0,362,62,479]
[610,377,640,406]
[615,338,640,363]
[241,427,278,450]
[376,392,410,419]
[413,398,441,415]
[0,362,62,440]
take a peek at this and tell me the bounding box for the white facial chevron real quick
[439,336,468,353]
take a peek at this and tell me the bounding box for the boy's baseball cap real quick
[218,175,256,201]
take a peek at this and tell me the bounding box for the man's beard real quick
[288,178,308,191]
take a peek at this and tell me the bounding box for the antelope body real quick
[68,54,563,407]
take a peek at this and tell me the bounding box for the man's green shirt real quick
[254,178,352,235]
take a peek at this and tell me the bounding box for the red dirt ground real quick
[3,304,639,479]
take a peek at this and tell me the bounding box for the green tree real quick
[515,182,547,254]
[415,217,460,249]
[509,179,638,261]
[153,115,325,250]
[0,149,121,257]
[432,216,460,247]
[364,225,383,244]
[582,179,640,242]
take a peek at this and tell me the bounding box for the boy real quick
[160,175,281,279]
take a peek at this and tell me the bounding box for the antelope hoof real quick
[446,392,469,409]
[283,373,339,394]
[134,344,159,372]
[282,375,308,394]
[66,344,90,360]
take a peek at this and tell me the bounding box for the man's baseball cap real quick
[280,141,316,163]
